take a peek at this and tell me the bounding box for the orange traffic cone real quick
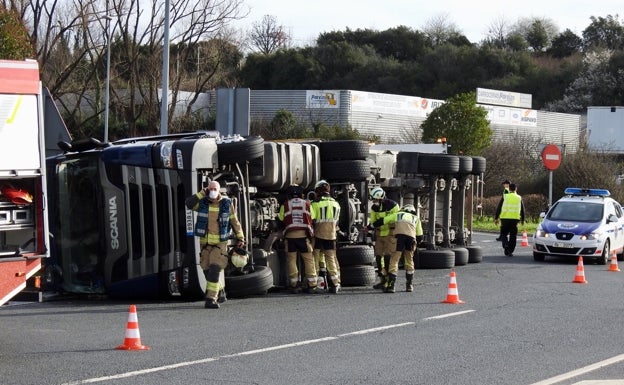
[608,251,620,272]
[521,231,529,247]
[116,305,150,350]
[442,271,465,304]
[572,256,588,284]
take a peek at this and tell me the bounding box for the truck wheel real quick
[337,245,375,267]
[457,156,473,174]
[340,265,377,286]
[418,154,459,174]
[418,249,455,269]
[321,159,371,181]
[453,247,469,266]
[465,245,483,263]
[471,156,486,175]
[319,140,369,160]
[218,136,264,165]
[224,265,273,298]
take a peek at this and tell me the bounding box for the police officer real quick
[368,187,399,290]
[311,180,341,294]
[494,183,525,257]
[374,204,423,292]
[278,184,318,293]
[185,180,245,309]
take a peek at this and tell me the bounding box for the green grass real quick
[471,216,539,235]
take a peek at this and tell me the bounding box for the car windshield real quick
[547,201,604,222]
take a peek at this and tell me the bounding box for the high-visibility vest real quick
[500,192,522,220]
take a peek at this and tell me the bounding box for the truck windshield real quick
[54,156,105,293]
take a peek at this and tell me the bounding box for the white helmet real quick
[369,187,385,200]
[401,204,417,215]
[230,247,249,268]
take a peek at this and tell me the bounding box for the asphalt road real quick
[2,233,624,385]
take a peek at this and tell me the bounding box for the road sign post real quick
[541,144,562,207]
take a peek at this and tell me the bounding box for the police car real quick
[533,188,624,264]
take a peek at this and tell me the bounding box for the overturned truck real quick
[43,133,485,299]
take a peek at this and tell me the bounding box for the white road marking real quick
[60,312,470,384]
[423,310,475,320]
[530,353,624,385]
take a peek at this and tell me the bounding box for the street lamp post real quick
[104,14,112,143]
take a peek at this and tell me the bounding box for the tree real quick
[547,29,583,58]
[420,92,492,155]
[509,16,559,51]
[0,5,34,59]
[526,20,548,52]
[545,49,621,112]
[421,13,464,46]
[582,14,624,51]
[13,0,247,139]
[248,14,290,54]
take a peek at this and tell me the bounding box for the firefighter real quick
[374,204,423,292]
[278,184,317,293]
[311,180,342,294]
[368,186,399,290]
[185,180,245,309]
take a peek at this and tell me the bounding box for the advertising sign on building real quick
[306,90,340,108]
[477,87,532,109]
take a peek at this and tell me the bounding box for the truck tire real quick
[453,247,469,266]
[218,136,264,165]
[337,245,375,267]
[321,159,371,181]
[465,245,483,263]
[418,249,455,269]
[319,140,369,160]
[340,265,377,286]
[457,156,473,174]
[471,156,486,175]
[224,265,273,298]
[418,154,459,175]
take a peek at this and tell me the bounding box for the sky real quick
[237,0,622,45]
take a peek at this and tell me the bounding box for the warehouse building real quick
[242,89,581,153]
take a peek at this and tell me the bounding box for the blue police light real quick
[564,187,611,197]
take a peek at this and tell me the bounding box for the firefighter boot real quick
[217,289,227,303]
[385,274,397,293]
[373,274,387,290]
[204,298,219,309]
[405,273,414,292]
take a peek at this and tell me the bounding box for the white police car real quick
[533,188,624,264]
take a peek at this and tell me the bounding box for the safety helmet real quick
[314,179,330,193]
[369,187,385,200]
[287,184,303,199]
[401,204,417,215]
[230,247,249,268]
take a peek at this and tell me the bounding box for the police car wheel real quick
[597,241,609,265]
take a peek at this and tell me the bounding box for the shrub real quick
[477,193,547,222]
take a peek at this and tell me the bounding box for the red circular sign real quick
[541,144,562,170]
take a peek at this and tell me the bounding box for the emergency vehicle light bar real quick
[564,187,610,197]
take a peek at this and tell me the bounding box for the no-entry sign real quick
[541,144,562,170]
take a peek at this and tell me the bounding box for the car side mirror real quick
[540,211,546,219]
[607,214,618,223]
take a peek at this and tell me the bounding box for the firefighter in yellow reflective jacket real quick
[278,184,318,294]
[185,180,245,309]
[373,204,423,293]
[368,187,399,290]
[311,180,341,294]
